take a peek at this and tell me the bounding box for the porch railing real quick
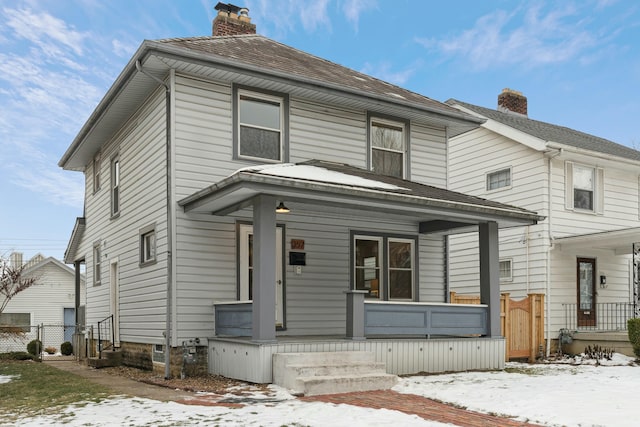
[562,302,635,331]
[213,299,489,338]
[96,314,115,358]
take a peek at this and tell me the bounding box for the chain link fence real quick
[0,324,77,361]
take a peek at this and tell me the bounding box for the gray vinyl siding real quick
[77,87,169,344]
[171,73,451,341]
[410,124,447,187]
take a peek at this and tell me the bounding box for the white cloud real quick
[341,0,377,31]
[416,3,601,70]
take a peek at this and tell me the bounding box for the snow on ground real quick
[1,354,638,427]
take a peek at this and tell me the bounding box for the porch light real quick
[276,202,290,213]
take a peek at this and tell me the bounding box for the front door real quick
[239,224,284,327]
[577,258,596,327]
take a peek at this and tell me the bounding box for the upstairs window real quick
[93,243,101,286]
[93,154,101,193]
[111,155,120,217]
[487,168,511,191]
[139,224,156,266]
[565,162,604,214]
[237,89,285,162]
[370,118,406,178]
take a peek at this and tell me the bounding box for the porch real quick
[211,297,504,383]
[560,302,636,356]
[209,335,505,383]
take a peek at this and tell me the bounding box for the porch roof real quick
[554,227,640,255]
[178,160,543,231]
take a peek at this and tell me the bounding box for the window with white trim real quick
[499,259,513,282]
[237,89,284,162]
[370,117,406,178]
[565,162,604,213]
[139,224,156,266]
[93,243,101,286]
[353,234,415,300]
[487,168,511,191]
[111,155,120,216]
[93,154,101,193]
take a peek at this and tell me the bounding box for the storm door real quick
[577,258,596,327]
[239,224,284,327]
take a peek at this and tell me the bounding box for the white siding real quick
[410,123,447,187]
[77,87,169,345]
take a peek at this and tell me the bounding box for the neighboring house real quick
[446,89,640,355]
[59,4,541,382]
[0,252,85,352]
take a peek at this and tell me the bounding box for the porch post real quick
[479,221,501,337]
[252,195,277,342]
[345,290,367,340]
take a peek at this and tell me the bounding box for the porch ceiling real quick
[179,160,543,232]
[554,227,640,255]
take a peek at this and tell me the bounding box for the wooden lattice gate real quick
[450,292,545,362]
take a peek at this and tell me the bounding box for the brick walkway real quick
[301,390,542,427]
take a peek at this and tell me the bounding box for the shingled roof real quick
[447,99,640,161]
[159,34,466,118]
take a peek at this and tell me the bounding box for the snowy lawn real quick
[1,354,637,427]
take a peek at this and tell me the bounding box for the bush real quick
[60,341,73,356]
[27,339,42,356]
[628,318,640,359]
[0,351,36,360]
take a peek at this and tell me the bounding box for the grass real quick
[0,360,113,422]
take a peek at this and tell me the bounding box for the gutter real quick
[543,148,562,357]
[135,60,174,380]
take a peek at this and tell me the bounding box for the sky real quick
[1,0,639,262]
[2,354,638,426]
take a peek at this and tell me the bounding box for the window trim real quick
[499,258,513,282]
[233,85,289,163]
[139,224,157,267]
[93,154,101,194]
[351,231,418,301]
[367,113,410,179]
[110,154,120,218]
[486,167,512,192]
[565,161,604,214]
[93,242,102,286]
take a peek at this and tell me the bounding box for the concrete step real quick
[297,372,399,396]
[273,351,398,396]
[87,350,122,368]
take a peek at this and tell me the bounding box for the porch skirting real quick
[209,336,506,383]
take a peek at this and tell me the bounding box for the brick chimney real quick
[213,2,256,36]
[498,88,527,116]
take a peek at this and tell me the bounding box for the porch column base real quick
[345,290,368,340]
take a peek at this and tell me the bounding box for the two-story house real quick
[447,89,640,356]
[59,4,541,386]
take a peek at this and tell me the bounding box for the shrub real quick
[27,339,42,356]
[0,351,36,360]
[44,347,57,355]
[60,341,73,356]
[628,318,640,359]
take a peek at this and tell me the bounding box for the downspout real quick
[136,60,173,379]
[544,148,562,356]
